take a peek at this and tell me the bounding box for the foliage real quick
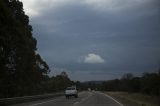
[0,0,78,98]
[77,71,160,96]
[103,71,160,96]
[0,0,50,98]
[141,72,160,96]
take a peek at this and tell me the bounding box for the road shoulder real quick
[104,92,160,106]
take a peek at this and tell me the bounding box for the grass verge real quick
[105,92,160,106]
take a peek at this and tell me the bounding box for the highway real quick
[11,91,123,106]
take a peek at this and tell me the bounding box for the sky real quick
[20,0,160,81]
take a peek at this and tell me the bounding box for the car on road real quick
[65,86,78,98]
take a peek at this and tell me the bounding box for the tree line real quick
[78,70,160,96]
[102,71,160,96]
[0,0,74,98]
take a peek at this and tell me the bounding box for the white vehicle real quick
[65,86,78,98]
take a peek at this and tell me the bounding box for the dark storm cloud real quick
[22,0,160,81]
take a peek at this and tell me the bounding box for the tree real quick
[54,72,73,91]
[141,73,160,96]
[0,0,50,98]
[60,71,68,77]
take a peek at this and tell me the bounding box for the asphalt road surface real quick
[11,91,123,106]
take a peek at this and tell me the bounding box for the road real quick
[11,91,123,106]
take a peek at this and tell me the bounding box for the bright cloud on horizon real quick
[20,0,153,17]
[20,0,79,17]
[84,53,105,64]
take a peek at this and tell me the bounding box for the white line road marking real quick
[73,102,79,105]
[97,92,124,106]
[30,92,86,106]
[81,92,92,102]
[29,97,62,106]
[104,94,124,106]
[79,91,85,95]
[73,92,92,106]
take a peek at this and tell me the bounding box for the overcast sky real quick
[20,0,160,81]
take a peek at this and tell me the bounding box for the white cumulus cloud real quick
[84,53,105,64]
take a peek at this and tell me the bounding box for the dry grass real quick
[105,92,160,106]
